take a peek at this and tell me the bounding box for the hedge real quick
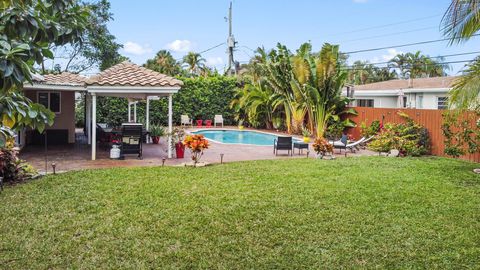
[92,76,238,127]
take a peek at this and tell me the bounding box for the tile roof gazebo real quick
[84,61,183,160]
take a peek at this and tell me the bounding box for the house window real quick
[437,96,448,110]
[357,99,374,107]
[417,95,423,109]
[38,92,61,113]
[403,96,408,108]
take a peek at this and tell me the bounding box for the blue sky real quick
[107,0,479,74]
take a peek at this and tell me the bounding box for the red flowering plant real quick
[312,137,333,158]
[183,134,210,166]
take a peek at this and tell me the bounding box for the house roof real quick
[86,61,183,87]
[32,72,87,86]
[353,76,458,91]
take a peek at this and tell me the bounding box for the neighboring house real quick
[20,61,183,160]
[343,76,457,110]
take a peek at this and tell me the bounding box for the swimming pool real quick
[191,129,298,146]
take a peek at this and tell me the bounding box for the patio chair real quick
[120,123,143,159]
[196,119,203,128]
[205,119,212,128]
[181,115,193,127]
[331,135,366,157]
[273,136,293,156]
[214,115,224,127]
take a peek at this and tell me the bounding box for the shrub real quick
[312,138,333,156]
[368,112,430,156]
[183,134,210,165]
[0,147,37,183]
[360,120,381,138]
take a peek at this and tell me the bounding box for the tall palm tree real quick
[442,0,480,109]
[182,52,205,75]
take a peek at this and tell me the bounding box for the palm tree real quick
[389,51,449,79]
[182,52,205,75]
[442,0,480,109]
[143,50,181,76]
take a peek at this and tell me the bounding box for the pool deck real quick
[20,126,377,173]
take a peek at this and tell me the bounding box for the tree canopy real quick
[0,0,90,137]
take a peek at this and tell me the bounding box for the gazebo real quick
[84,61,183,160]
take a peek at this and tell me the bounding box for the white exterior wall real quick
[354,96,397,108]
[348,88,450,110]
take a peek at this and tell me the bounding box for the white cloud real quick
[380,48,403,62]
[123,41,152,55]
[206,57,224,67]
[353,0,368,3]
[166,40,194,52]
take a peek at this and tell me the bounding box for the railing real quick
[347,107,480,163]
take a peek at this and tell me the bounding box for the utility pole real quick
[226,1,237,76]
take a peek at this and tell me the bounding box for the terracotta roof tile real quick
[86,61,183,87]
[33,72,87,86]
[354,76,458,91]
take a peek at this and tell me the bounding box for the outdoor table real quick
[293,141,309,155]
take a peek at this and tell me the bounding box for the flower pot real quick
[175,142,185,159]
[152,136,160,144]
[238,125,244,130]
[303,137,310,143]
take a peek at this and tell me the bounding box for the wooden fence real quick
[347,107,480,163]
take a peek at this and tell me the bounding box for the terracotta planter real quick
[152,136,160,144]
[175,142,185,158]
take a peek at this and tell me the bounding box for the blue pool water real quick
[192,130,295,146]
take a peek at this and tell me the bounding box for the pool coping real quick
[187,128,304,147]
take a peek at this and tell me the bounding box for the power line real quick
[337,26,437,43]
[175,42,226,61]
[342,59,475,71]
[347,51,480,66]
[199,42,225,54]
[322,14,442,38]
[344,34,480,55]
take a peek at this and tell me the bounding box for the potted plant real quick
[169,127,186,158]
[302,127,311,143]
[238,119,244,130]
[312,137,334,159]
[149,124,165,144]
[183,134,210,166]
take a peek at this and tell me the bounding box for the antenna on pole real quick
[226,1,237,76]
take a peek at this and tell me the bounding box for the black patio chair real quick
[273,136,293,156]
[120,123,143,159]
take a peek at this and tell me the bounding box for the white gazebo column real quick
[127,102,131,122]
[91,94,97,160]
[146,97,150,143]
[168,94,173,158]
[134,101,137,123]
[86,94,91,145]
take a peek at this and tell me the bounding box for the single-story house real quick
[19,61,183,160]
[343,76,457,110]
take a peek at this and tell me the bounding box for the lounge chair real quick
[205,119,212,128]
[120,123,143,159]
[180,115,193,127]
[331,135,366,157]
[273,136,293,156]
[214,115,224,127]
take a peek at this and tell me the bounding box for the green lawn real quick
[1,157,480,269]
